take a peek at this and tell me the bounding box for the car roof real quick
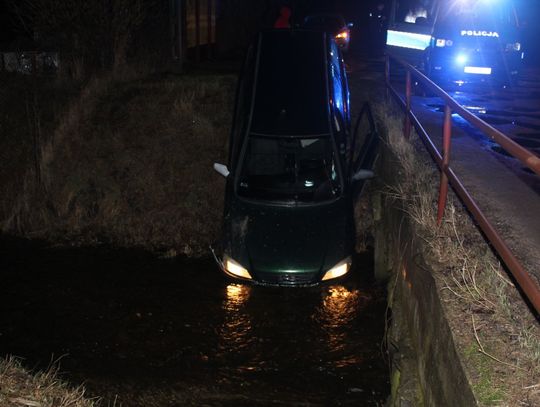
[250,30,331,137]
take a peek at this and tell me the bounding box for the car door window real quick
[329,40,351,167]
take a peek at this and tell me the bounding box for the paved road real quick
[377,58,540,286]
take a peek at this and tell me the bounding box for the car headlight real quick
[322,257,351,281]
[223,254,252,280]
[335,30,349,40]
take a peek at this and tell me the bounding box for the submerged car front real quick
[220,134,354,286]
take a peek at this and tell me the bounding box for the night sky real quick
[0,0,539,64]
[0,0,17,45]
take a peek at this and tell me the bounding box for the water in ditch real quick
[0,237,390,406]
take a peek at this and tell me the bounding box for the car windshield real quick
[237,135,342,203]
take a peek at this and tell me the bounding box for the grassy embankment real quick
[0,71,235,257]
[375,100,540,406]
[0,69,235,405]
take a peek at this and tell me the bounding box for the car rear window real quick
[250,31,329,136]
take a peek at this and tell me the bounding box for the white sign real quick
[460,30,499,38]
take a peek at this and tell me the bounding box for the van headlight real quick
[223,254,252,280]
[322,257,352,281]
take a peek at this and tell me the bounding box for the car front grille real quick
[257,271,318,286]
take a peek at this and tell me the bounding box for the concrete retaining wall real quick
[375,144,477,406]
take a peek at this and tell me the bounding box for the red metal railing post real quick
[437,105,452,225]
[404,70,412,139]
[386,52,540,314]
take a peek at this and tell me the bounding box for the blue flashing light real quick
[455,54,468,65]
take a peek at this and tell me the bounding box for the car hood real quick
[224,198,352,278]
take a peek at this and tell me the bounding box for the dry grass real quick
[0,73,79,231]
[0,69,237,406]
[1,71,236,256]
[375,99,540,406]
[0,356,98,407]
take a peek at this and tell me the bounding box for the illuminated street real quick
[400,68,540,278]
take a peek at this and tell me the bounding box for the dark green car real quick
[212,29,377,286]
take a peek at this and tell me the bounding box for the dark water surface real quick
[0,238,389,406]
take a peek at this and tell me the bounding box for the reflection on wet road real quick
[386,65,540,195]
[422,68,540,163]
[0,239,389,406]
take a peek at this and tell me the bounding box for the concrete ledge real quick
[376,146,477,406]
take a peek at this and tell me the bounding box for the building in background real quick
[171,0,217,66]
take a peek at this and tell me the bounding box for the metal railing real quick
[385,52,540,315]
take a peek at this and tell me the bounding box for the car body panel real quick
[223,197,354,281]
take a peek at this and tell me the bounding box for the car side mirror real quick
[352,169,375,181]
[213,163,230,178]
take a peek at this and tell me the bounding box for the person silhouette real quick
[274,5,292,29]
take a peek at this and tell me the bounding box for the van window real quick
[237,136,341,203]
[329,41,345,117]
[395,0,436,23]
[250,31,329,136]
[328,40,349,162]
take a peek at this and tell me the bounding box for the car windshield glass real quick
[237,135,341,203]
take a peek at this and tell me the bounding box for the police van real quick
[385,0,524,83]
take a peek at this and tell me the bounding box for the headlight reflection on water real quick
[321,286,361,326]
[224,283,251,311]
[316,285,370,367]
[218,284,253,351]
